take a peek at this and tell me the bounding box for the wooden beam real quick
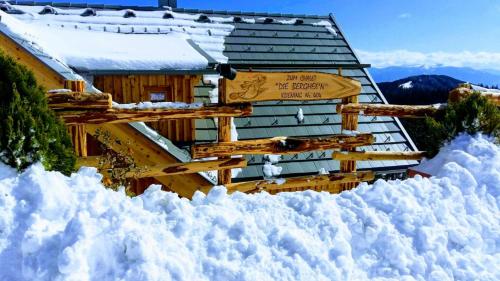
[332,151,426,161]
[339,94,359,191]
[203,171,375,194]
[337,103,445,118]
[86,124,212,198]
[192,134,374,158]
[57,103,253,124]
[218,78,233,185]
[449,86,500,106]
[108,158,247,178]
[48,92,112,110]
[65,80,88,157]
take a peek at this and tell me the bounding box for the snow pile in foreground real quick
[414,133,498,178]
[0,134,499,281]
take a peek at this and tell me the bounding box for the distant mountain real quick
[378,75,464,105]
[370,66,500,86]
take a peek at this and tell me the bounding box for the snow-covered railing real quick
[204,171,375,195]
[48,90,253,125]
[53,74,380,197]
[449,84,500,106]
[336,103,446,118]
[332,81,500,181]
[191,134,374,158]
[76,157,247,179]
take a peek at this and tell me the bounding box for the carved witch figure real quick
[230,75,268,101]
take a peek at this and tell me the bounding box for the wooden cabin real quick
[0,1,419,197]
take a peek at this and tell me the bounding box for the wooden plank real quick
[173,76,181,141]
[204,171,375,194]
[192,134,374,158]
[64,80,85,92]
[224,71,361,103]
[108,158,247,178]
[67,125,87,157]
[113,76,123,102]
[337,103,446,118]
[47,92,112,110]
[332,151,426,161]
[188,76,200,141]
[57,103,253,124]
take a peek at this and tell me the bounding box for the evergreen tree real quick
[0,52,75,174]
[404,92,499,156]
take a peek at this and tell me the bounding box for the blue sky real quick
[45,0,500,69]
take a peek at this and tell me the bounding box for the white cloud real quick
[355,49,500,70]
[398,13,411,19]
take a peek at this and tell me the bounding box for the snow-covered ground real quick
[0,134,499,281]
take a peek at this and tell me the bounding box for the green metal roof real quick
[193,13,418,181]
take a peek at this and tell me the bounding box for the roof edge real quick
[77,69,218,76]
[6,1,331,19]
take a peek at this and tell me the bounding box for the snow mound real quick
[0,134,499,281]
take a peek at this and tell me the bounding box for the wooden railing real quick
[55,73,453,197]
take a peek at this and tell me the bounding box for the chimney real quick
[158,0,177,8]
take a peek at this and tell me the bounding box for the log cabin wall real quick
[94,74,201,143]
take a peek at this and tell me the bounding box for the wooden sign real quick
[223,71,361,103]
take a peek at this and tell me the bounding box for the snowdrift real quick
[0,134,499,281]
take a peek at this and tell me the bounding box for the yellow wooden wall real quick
[0,33,65,89]
[94,74,200,143]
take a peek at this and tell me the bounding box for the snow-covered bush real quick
[0,52,75,174]
[421,92,499,156]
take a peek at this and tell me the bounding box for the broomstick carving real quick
[230,75,268,100]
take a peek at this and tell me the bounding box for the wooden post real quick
[339,70,359,191]
[218,78,232,185]
[64,80,87,157]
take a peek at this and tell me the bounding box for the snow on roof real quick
[1,4,236,72]
[1,3,340,73]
